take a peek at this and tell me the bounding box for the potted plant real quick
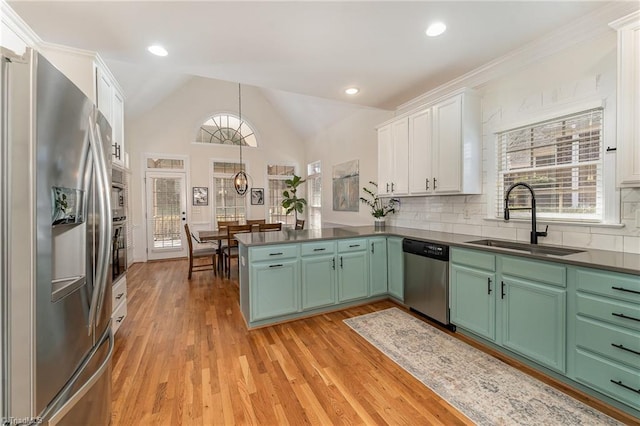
[359,181,399,229]
[282,174,307,223]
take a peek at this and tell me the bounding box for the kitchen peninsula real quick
[236,225,640,417]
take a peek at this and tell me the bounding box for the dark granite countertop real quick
[235,225,640,276]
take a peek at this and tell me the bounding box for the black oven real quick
[112,220,127,283]
[111,168,126,221]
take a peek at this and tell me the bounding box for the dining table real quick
[198,229,229,272]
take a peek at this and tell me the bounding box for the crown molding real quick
[396,2,640,115]
[1,0,41,50]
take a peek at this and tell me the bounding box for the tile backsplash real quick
[387,187,640,254]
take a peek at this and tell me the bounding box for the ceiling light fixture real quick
[345,87,359,95]
[233,83,249,196]
[426,22,447,37]
[147,45,168,57]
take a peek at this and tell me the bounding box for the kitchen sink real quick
[467,239,585,256]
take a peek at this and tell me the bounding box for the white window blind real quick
[212,162,246,224]
[496,108,603,221]
[307,161,322,229]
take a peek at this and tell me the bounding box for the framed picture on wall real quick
[192,187,208,206]
[250,188,264,205]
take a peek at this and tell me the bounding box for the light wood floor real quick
[111,259,639,425]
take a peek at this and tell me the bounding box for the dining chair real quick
[217,220,239,231]
[222,224,252,278]
[258,222,282,232]
[295,219,305,230]
[184,224,217,279]
[216,220,239,273]
[246,219,266,232]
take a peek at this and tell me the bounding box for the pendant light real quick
[233,83,249,195]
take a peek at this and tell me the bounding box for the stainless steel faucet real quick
[504,182,548,244]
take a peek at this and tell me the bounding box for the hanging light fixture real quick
[233,83,249,195]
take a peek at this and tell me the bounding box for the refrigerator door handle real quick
[93,120,112,328]
[45,329,114,425]
[86,118,111,336]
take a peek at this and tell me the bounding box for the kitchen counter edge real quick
[235,225,640,276]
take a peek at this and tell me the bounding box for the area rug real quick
[344,308,621,425]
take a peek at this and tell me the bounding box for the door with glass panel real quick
[145,172,187,260]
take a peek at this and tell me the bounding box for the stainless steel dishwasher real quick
[403,239,454,330]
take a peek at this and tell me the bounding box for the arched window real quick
[195,113,257,147]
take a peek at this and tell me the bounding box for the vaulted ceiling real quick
[8,1,626,138]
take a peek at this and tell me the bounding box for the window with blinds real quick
[307,161,322,229]
[212,162,246,224]
[496,108,603,221]
[267,165,296,225]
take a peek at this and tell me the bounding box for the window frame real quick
[495,107,605,223]
[210,160,248,227]
[266,164,297,225]
[307,161,322,230]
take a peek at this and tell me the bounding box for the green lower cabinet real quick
[250,259,300,321]
[338,251,369,302]
[369,238,388,296]
[501,276,566,373]
[387,237,404,301]
[450,264,496,341]
[301,254,337,310]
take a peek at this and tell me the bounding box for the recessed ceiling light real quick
[147,45,168,57]
[426,22,447,37]
[345,87,359,95]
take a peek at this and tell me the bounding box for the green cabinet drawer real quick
[575,349,640,410]
[337,238,367,253]
[576,268,640,304]
[577,293,640,332]
[250,244,298,262]
[576,316,640,368]
[300,241,336,256]
[451,247,495,271]
[502,256,566,288]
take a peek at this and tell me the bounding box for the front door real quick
[145,171,187,260]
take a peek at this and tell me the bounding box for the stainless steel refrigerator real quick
[1,48,113,425]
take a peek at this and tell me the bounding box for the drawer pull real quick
[349,244,360,248]
[269,264,283,268]
[332,258,335,270]
[501,281,506,299]
[611,343,640,356]
[269,252,283,256]
[115,293,124,300]
[313,248,326,252]
[487,277,492,295]
[611,286,640,295]
[610,380,640,395]
[612,312,640,322]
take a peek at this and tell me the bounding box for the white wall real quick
[308,30,640,254]
[305,108,393,226]
[127,76,306,262]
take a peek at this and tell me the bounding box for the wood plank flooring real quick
[111,260,639,425]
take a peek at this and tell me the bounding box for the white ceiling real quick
[8,1,622,138]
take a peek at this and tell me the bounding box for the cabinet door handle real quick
[116,315,125,323]
[269,264,283,268]
[349,244,360,248]
[386,183,389,192]
[501,281,505,299]
[487,278,492,295]
[313,248,326,252]
[371,243,374,254]
[612,312,640,322]
[269,252,283,256]
[332,258,335,270]
[610,380,640,395]
[115,293,124,300]
[611,343,640,356]
[425,178,429,190]
[611,286,640,295]
[433,178,437,190]
[340,257,343,268]
[391,182,395,192]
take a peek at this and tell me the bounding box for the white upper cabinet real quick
[408,108,433,194]
[611,11,640,188]
[40,44,126,168]
[381,88,481,197]
[377,117,409,196]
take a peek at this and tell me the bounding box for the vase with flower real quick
[359,181,399,229]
